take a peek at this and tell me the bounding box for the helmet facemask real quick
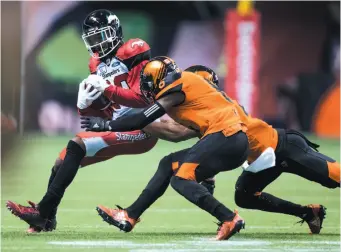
[82,26,120,59]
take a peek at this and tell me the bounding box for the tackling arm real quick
[80,92,185,132]
[143,120,199,143]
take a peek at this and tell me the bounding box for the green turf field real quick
[2,135,340,251]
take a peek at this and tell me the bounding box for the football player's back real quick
[156,71,246,138]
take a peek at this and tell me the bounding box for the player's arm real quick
[85,72,148,108]
[103,83,148,108]
[143,119,199,143]
[80,92,184,132]
[104,61,148,108]
[87,39,151,108]
[76,79,114,118]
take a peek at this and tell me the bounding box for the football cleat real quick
[96,205,139,232]
[27,217,57,233]
[298,204,326,234]
[6,200,48,231]
[216,210,245,241]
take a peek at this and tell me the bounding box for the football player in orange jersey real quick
[81,57,250,240]
[86,65,339,236]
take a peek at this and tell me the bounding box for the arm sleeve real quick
[107,102,165,132]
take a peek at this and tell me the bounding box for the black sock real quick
[46,167,58,219]
[171,176,234,222]
[126,156,174,219]
[238,191,310,219]
[258,193,310,219]
[126,187,167,220]
[201,195,235,222]
[38,141,85,218]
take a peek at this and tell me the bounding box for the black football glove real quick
[80,116,110,132]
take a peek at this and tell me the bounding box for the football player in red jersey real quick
[5,9,197,233]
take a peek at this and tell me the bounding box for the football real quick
[91,94,112,110]
[85,83,112,110]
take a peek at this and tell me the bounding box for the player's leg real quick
[235,168,316,219]
[96,149,190,232]
[6,136,86,231]
[234,130,339,234]
[6,130,157,231]
[170,131,249,240]
[282,130,340,188]
[277,130,339,233]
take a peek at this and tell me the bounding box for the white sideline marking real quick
[49,241,177,248]
[48,239,340,248]
[280,241,340,245]
[184,241,272,247]
[188,238,340,246]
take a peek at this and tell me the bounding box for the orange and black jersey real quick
[155,71,247,138]
[185,69,278,163]
[231,100,278,163]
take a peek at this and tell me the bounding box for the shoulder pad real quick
[116,38,151,70]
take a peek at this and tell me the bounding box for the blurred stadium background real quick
[2,1,340,137]
[1,1,340,251]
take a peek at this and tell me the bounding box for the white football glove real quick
[86,74,110,93]
[77,80,102,109]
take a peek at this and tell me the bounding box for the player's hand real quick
[80,116,110,132]
[77,80,102,109]
[86,74,110,93]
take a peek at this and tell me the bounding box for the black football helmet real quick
[185,65,219,87]
[82,9,123,59]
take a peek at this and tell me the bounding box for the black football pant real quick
[127,131,249,222]
[235,129,340,219]
[126,148,190,219]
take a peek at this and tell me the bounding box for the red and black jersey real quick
[80,38,151,118]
